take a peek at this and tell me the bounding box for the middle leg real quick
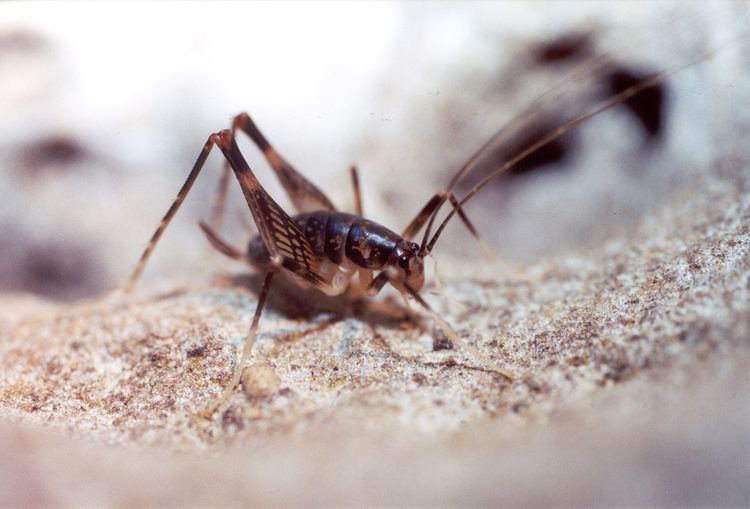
[400,191,497,260]
[403,283,514,380]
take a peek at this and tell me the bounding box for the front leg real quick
[366,272,512,378]
[366,271,390,296]
[403,283,514,381]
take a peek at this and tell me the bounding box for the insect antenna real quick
[445,53,614,193]
[420,45,725,257]
[406,54,616,251]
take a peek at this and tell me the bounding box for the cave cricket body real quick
[121,43,720,418]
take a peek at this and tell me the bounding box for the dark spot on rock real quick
[494,122,574,177]
[148,351,166,364]
[524,377,544,393]
[442,357,458,368]
[511,401,527,413]
[278,387,295,398]
[45,359,62,375]
[412,373,427,386]
[221,406,245,432]
[432,334,454,351]
[568,355,589,368]
[186,346,207,358]
[603,359,635,383]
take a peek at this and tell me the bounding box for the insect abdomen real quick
[299,211,399,269]
[248,210,401,275]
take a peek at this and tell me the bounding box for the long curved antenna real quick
[402,55,615,247]
[445,53,613,193]
[423,45,727,256]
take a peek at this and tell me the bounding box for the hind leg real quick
[200,270,276,418]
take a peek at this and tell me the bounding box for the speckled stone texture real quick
[2,4,750,506]
[0,146,748,506]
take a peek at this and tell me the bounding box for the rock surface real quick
[1,149,748,506]
[1,4,749,506]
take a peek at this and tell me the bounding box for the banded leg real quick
[125,129,326,293]
[232,112,335,213]
[366,272,514,379]
[216,133,326,287]
[401,191,497,260]
[446,194,497,261]
[208,162,232,232]
[401,193,445,241]
[209,112,337,233]
[350,165,363,217]
[123,135,220,294]
[366,271,390,296]
[201,270,276,418]
[198,220,251,264]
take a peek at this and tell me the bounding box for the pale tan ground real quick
[1,5,749,506]
[0,148,748,507]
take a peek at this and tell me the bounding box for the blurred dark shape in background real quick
[607,66,666,140]
[0,225,105,300]
[467,30,669,187]
[16,136,89,177]
[533,30,666,143]
[0,5,740,300]
[533,30,594,63]
[0,29,47,53]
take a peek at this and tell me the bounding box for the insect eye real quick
[408,241,419,252]
[399,254,410,269]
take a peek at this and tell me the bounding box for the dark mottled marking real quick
[345,220,394,269]
[607,66,666,139]
[324,212,350,264]
[534,31,592,63]
[504,123,572,175]
[470,120,573,180]
[433,334,455,351]
[0,30,48,52]
[302,214,327,255]
[18,136,88,173]
[251,211,402,272]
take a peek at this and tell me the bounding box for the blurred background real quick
[0,1,747,301]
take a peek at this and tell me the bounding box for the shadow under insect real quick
[220,271,415,331]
